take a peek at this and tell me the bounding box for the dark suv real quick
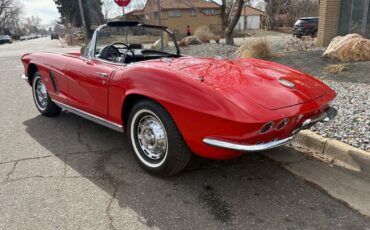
[51,33,59,40]
[293,17,318,38]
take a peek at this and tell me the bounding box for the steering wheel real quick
[110,42,136,63]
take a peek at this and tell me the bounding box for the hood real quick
[163,57,327,110]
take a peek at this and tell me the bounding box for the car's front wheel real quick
[32,72,61,117]
[127,100,191,176]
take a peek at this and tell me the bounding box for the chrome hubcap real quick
[137,115,168,160]
[35,78,48,108]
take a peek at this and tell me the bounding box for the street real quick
[0,38,369,229]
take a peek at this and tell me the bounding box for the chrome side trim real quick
[52,100,123,133]
[203,136,295,152]
[20,74,28,81]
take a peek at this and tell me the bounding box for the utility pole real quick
[122,6,125,20]
[78,0,88,43]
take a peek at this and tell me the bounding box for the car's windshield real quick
[95,25,180,59]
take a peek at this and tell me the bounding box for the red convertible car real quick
[21,21,336,176]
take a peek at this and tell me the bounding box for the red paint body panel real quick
[21,53,336,160]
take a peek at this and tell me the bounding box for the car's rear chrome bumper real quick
[203,136,295,152]
[203,107,337,152]
[20,74,28,81]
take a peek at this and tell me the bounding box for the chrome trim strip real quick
[203,136,295,152]
[52,100,123,133]
[96,72,108,78]
[20,74,28,81]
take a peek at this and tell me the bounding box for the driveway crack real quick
[106,183,118,230]
[0,155,53,165]
[95,153,120,230]
[77,122,93,152]
[5,161,18,182]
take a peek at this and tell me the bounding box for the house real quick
[126,0,222,35]
[125,9,146,22]
[235,6,267,30]
[318,0,370,46]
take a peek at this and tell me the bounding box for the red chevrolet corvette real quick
[21,21,336,176]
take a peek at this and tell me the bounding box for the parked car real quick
[20,35,30,41]
[51,33,59,40]
[0,35,12,44]
[20,21,336,176]
[293,17,318,38]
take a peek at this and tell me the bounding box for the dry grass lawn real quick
[325,64,347,74]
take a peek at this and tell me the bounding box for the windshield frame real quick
[84,21,181,59]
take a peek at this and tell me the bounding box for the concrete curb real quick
[293,130,370,175]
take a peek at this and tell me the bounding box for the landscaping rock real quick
[194,25,220,43]
[322,34,370,62]
[151,33,169,50]
[178,36,202,47]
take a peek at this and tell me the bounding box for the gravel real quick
[180,43,370,151]
[181,43,237,58]
[310,80,370,151]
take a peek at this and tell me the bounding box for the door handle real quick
[96,72,108,78]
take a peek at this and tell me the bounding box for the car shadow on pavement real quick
[22,112,370,229]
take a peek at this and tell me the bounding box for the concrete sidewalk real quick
[264,146,370,218]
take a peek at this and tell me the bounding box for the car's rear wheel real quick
[127,100,191,176]
[32,72,61,117]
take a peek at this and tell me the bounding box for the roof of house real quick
[126,9,145,16]
[145,0,220,11]
[241,6,266,16]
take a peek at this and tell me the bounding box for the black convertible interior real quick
[98,42,180,64]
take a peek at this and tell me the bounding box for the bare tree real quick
[221,0,249,45]
[24,16,42,33]
[0,0,22,34]
[103,0,146,20]
[0,0,14,29]
[285,0,319,25]
[264,0,319,28]
[251,0,266,11]
[264,0,286,28]
[102,0,124,20]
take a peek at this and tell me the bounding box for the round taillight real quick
[277,118,289,130]
[260,121,274,134]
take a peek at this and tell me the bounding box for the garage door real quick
[247,16,260,30]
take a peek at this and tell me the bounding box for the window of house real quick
[203,9,216,15]
[191,9,196,16]
[168,10,182,17]
[154,11,159,19]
